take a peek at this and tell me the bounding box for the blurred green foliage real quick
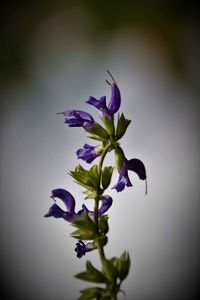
[0,0,199,88]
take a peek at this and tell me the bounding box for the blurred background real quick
[0,1,200,299]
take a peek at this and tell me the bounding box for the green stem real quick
[93,141,119,299]
[98,142,112,178]
[94,142,112,263]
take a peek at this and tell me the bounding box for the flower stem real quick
[94,142,112,263]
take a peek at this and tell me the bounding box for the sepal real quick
[116,113,131,139]
[102,258,118,282]
[115,251,131,281]
[79,287,104,300]
[115,147,126,171]
[102,166,114,190]
[86,123,109,141]
[102,115,115,136]
[99,215,109,235]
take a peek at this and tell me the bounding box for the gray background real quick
[0,2,200,300]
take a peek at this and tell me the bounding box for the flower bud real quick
[106,71,121,114]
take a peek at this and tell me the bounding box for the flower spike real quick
[45,72,147,299]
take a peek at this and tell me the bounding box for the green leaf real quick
[71,212,97,240]
[70,167,93,189]
[86,123,110,140]
[88,165,99,188]
[88,135,107,142]
[71,229,96,240]
[102,166,114,190]
[116,251,131,281]
[75,261,106,283]
[79,287,104,300]
[75,271,105,283]
[83,190,97,200]
[99,215,109,235]
[70,164,99,190]
[73,212,96,231]
[116,113,131,139]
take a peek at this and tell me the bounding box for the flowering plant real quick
[45,72,147,300]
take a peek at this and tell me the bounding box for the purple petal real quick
[127,159,146,180]
[51,189,75,213]
[112,166,132,192]
[112,175,132,192]
[86,96,106,110]
[98,195,113,216]
[65,118,83,127]
[86,96,111,117]
[75,111,94,123]
[80,195,113,217]
[62,110,94,128]
[75,240,94,258]
[44,203,65,218]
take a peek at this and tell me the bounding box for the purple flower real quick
[57,110,94,128]
[112,159,147,193]
[44,189,113,222]
[86,71,121,117]
[75,240,94,258]
[76,143,102,163]
[44,189,78,222]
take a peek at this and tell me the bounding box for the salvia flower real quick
[86,71,121,118]
[44,189,78,222]
[76,143,103,163]
[75,240,95,258]
[44,189,113,222]
[112,147,147,193]
[57,110,94,128]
